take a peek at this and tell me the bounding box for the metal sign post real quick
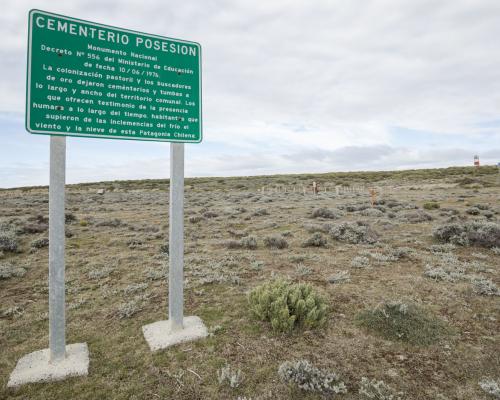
[49,136,67,362]
[142,144,207,351]
[8,136,89,387]
[168,143,184,331]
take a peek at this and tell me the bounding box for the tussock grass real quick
[356,302,451,345]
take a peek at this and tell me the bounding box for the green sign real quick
[27,10,202,143]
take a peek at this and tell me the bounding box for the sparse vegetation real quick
[327,270,350,284]
[87,266,114,280]
[217,364,243,389]
[359,377,403,400]
[278,359,346,395]
[0,167,498,399]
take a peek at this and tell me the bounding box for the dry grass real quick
[0,166,499,399]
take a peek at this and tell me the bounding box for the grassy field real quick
[1,166,499,399]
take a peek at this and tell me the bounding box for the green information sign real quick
[27,10,202,143]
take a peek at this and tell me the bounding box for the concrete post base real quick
[142,316,208,352]
[7,343,89,387]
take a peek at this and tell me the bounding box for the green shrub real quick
[356,301,450,345]
[248,279,327,332]
[423,202,440,210]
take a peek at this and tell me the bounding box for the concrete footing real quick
[142,316,208,352]
[7,343,89,387]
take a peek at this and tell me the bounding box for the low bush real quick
[278,360,346,395]
[116,298,143,319]
[423,202,440,210]
[160,243,169,254]
[327,270,350,284]
[0,263,26,280]
[0,230,19,253]
[248,279,327,332]
[295,264,313,276]
[30,237,49,249]
[250,260,264,271]
[252,208,269,216]
[217,365,243,389]
[96,218,123,227]
[351,256,370,268]
[398,210,433,223]
[466,206,481,215]
[123,283,148,295]
[65,213,77,223]
[88,266,114,280]
[18,219,48,234]
[188,215,204,223]
[226,236,258,250]
[433,221,500,248]
[330,221,378,244]
[471,277,499,296]
[479,378,500,398]
[361,208,384,217]
[302,232,327,247]
[359,377,403,400]
[304,223,332,234]
[312,208,343,219]
[356,301,450,345]
[240,235,258,250]
[263,235,288,249]
[424,265,464,282]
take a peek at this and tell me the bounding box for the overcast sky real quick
[1,0,499,187]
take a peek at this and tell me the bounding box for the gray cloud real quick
[1,0,499,186]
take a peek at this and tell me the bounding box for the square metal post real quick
[142,143,207,351]
[169,142,184,331]
[8,136,89,387]
[49,135,66,361]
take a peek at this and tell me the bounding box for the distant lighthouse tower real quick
[474,155,480,168]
